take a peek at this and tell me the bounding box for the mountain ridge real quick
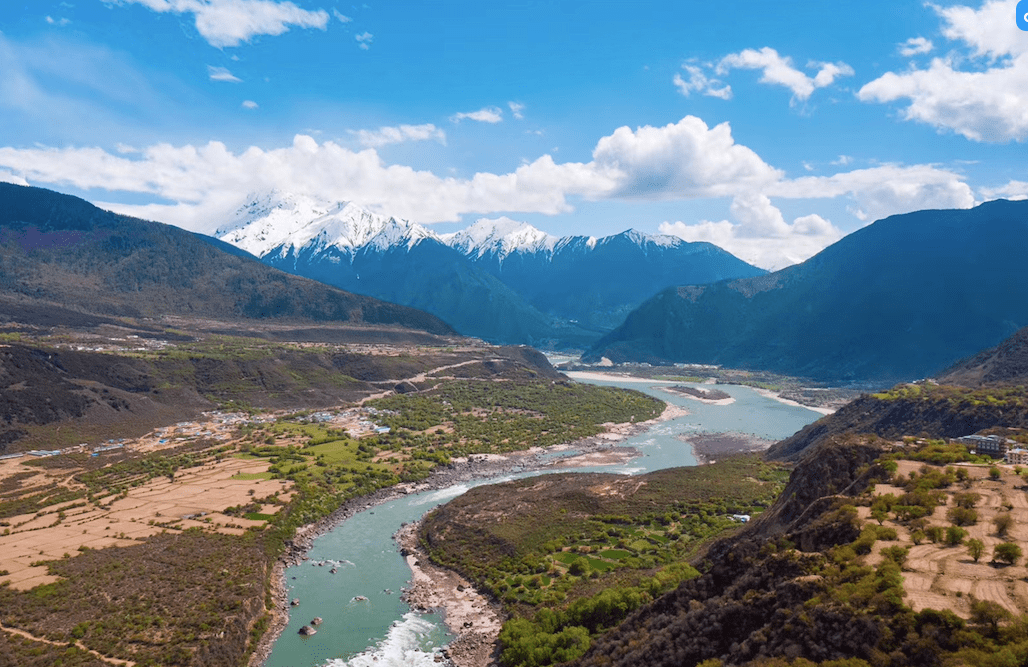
[214,191,766,345]
[0,183,455,337]
[586,199,1028,382]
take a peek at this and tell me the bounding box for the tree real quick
[993,542,1022,565]
[953,492,981,509]
[947,506,978,526]
[945,526,968,546]
[993,513,1013,537]
[967,538,985,562]
[970,600,1011,634]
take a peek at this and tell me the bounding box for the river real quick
[262,374,824,667]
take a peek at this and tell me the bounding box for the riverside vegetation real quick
[0,336,662,666]
[419,456,789,667]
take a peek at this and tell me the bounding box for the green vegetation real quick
[420,456,788,667]
[366,379,664,457]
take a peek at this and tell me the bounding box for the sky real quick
[0,0,1026,269]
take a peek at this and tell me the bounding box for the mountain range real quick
[214,191,765,347]
[0,183,453,339]
[586,199,1028,383]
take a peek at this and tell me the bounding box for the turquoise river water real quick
[263,374,824,667]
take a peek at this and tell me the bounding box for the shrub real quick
[993,513,1013,537]
[945,526,968,546]
[947,506,978,526]
[993,542,1022,565]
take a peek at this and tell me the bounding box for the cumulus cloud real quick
[241,100,258,109]
[716,47,854,103]
[355,31,373,50]
[899,37,933,56]
[660,194,843,270]
[350,123,446,148]
[590,116,782,198]
[859,1,1028,142]
[980,180,1028,201]
[672,64,732,100]
[0,114,980,268]
[771,164,976,221]
[508,101,525,119]
[45,16,72,26]
[0,169,29,186]
[332,8,351,23]
[207,65,241,82]
[0,135,616,231]
[450,106,503,123]
[114,0,330,48]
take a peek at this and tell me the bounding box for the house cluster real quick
[952,434,1027,465]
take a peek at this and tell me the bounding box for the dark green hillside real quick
[0,183,453,335]
[267,239,597,347]
[587,200,1028,383]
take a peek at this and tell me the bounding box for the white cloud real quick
[207,65,241,82]
[350,123,445,148]
[660,194,843,270]
[590,116,782,198]
[899,37,933,56]
[450,106,504,123]
[0,114,981,269]
[672,64,732,100]
[45,16,72,26]
[332,8,351,23]
[831,155,853,166]
[0,169,29,186]
[508,101,525,119]
[355,31,373,50]
[716,47,854,102]
[0,135,615,231]
[242,99,258,109]
[772,164,976,221]
[980,180,1028,201]
[859,1,1028,142]
[114,0,330,48]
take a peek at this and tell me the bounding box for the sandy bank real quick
[751,387,835,415]
[565,370,674,384]
[658,385,735,406]
[396,521,503,667]
[678,432,778,465]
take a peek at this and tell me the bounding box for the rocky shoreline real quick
[249,404,680,666]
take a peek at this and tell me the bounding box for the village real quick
[0,405,395,591]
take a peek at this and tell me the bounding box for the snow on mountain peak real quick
[214,191,439,258]
[447,217,558,258]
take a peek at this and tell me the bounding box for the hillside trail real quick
[0,622,136,666]
[358,358,509,405]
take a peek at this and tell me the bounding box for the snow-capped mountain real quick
[216,191,440,260]
[446,217,559,259]
[213,191,765,347]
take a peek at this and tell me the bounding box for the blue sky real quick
[0,0,1026,268]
